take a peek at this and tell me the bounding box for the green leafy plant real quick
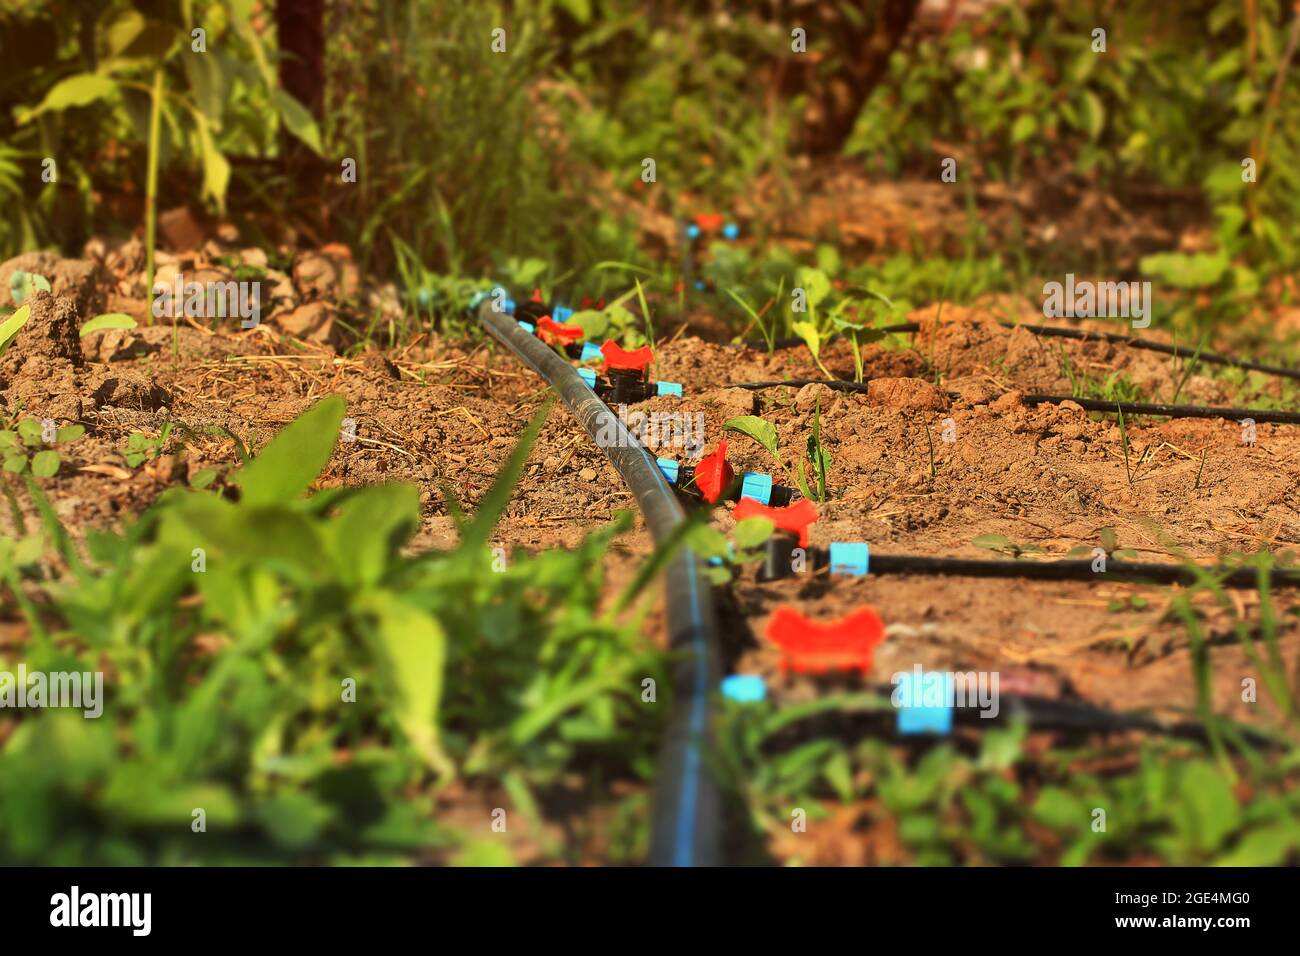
[79,312,138,337]
[971,533,1044,560]
[0,418,84,478]
[7,270,50,306]
[0,304,31,354]
[122,420,175,468]
[723,409,832,504]
[0,394,663,864]
[795,397,831,503]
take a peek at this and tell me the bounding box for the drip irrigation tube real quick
[865,554,1300,589]
[767,688,1285,751]
[735,378,1300,425]
[752,322,1300,382]
[479,305,723,867]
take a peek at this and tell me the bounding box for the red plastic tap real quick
[694,440,735,504]
[733,498,819,547]
[600,340,654,374]
[536,316,583,346]
[765,605,886,676]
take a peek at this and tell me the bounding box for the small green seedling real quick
[723,408,832,503]
[1065,526,1140,562]
[686,516,775,584]
[8,270,50,306]
[0,304,31,353]
[972,534,1044,560]
[123,419,175,467]
[0,418,85,477]
[795,397,831,503]
[80,313,138,337]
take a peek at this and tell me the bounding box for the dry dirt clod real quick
[795,382,837,413]
[990,389,1025,412]
[866,376,948,411]
[271,301,348,348]
[1,290,84,368]
[702,386,755,417]
[88,370,171,412]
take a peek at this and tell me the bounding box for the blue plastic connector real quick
[693,280,706,291]
[517,320,535,334]
[656,381,683,397]
[721,674,767,703]
[739,472,772,505]
[553,305,574,323]
[503,297,517,315]
[829,542,870,577]
[723,222,739,240]
[577,367,597,389]
[895,671,954,736]
[656,458,680,484]
[685,223,701,239]
[580,342,603,362]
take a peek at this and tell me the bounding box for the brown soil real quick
[3,240,1297,866]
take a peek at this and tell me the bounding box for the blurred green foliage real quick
[0,395,663,863]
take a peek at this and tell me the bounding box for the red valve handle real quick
[733,498,819,547]
[694,440,735,504]
[600,340,654,373]
[694,212,725,233]
[765,605,886,676]
[537,316,583,345]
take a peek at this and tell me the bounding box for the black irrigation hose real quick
[752,321,1300,382]
[736,378,1300,424]
[766,688,1285,752]
[479,305,723,867]
[867,554,1300,589]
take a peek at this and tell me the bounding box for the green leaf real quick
[366,594,451,778]
[972,534,1012,551]
[55,425,85,444]
[1080,91,1105,140]
[1032,787,1088,832]
[3,454,26,473]
[19,74,118,124]
[723,415,779,458]
[1139,252,1230,289]
[16,418,44,445]
[0,304,31,352]
[570,309,608,341]
[9,271,51,305]
[233,395,345,506]
[195,117,231,211]
[734,517,774,550]
[190,468,218,489]
[327,484,420,587]
[793,267,831,308]
[30,450,60,478]
[1171,761,1239,854]
[1215,825,1299,866]
[685,524,730,560]
[792,320,821,364]
[271,89,323,155]
[79,313,138,337]
[1011,114,1037,144]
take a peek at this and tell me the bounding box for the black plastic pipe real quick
[750,321,1300,382]
[479,305,723,867]
[734,378,1300,425]
[866,554,1300,589]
